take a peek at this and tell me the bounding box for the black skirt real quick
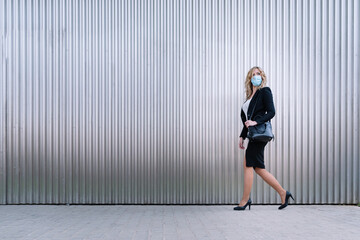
[245,141,268,169]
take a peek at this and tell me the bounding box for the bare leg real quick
[239,156,253,206]
[254,168,287,204]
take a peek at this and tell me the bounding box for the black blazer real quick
[239,87,275,139]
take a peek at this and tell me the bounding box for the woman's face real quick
[251,68,261,77]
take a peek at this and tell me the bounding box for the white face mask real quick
[251,75,262,86]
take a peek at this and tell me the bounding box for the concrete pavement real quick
[0,204,359,240]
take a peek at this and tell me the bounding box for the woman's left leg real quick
[254,168,287,204]
[239,156,253,206]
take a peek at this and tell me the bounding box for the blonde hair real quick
[245,66,267,99]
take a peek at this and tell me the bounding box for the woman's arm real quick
[239,109,248,139]
[255,87,276,125]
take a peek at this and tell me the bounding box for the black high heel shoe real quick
[278,191,294,210]
[234,198,252,211]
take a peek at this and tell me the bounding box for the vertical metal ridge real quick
[355,0,360,204]
[0,0,6,204]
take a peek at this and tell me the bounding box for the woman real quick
[234,66,294,210]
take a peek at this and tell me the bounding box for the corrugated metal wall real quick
[0,0,359,204]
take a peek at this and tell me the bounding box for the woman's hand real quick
[245,120,257,128]
[239,137,245,149]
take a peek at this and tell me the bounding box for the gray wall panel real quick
[0,0,359,204]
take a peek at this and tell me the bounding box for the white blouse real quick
[242,98,252,121]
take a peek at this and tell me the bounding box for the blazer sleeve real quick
[239,109,248,139]
[255,87,276,125]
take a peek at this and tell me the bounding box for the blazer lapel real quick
[248,89,261,120]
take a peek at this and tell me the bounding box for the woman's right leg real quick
[254,168,286,204]
[239,156,253,206]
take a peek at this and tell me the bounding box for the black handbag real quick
[247,91,274,142]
